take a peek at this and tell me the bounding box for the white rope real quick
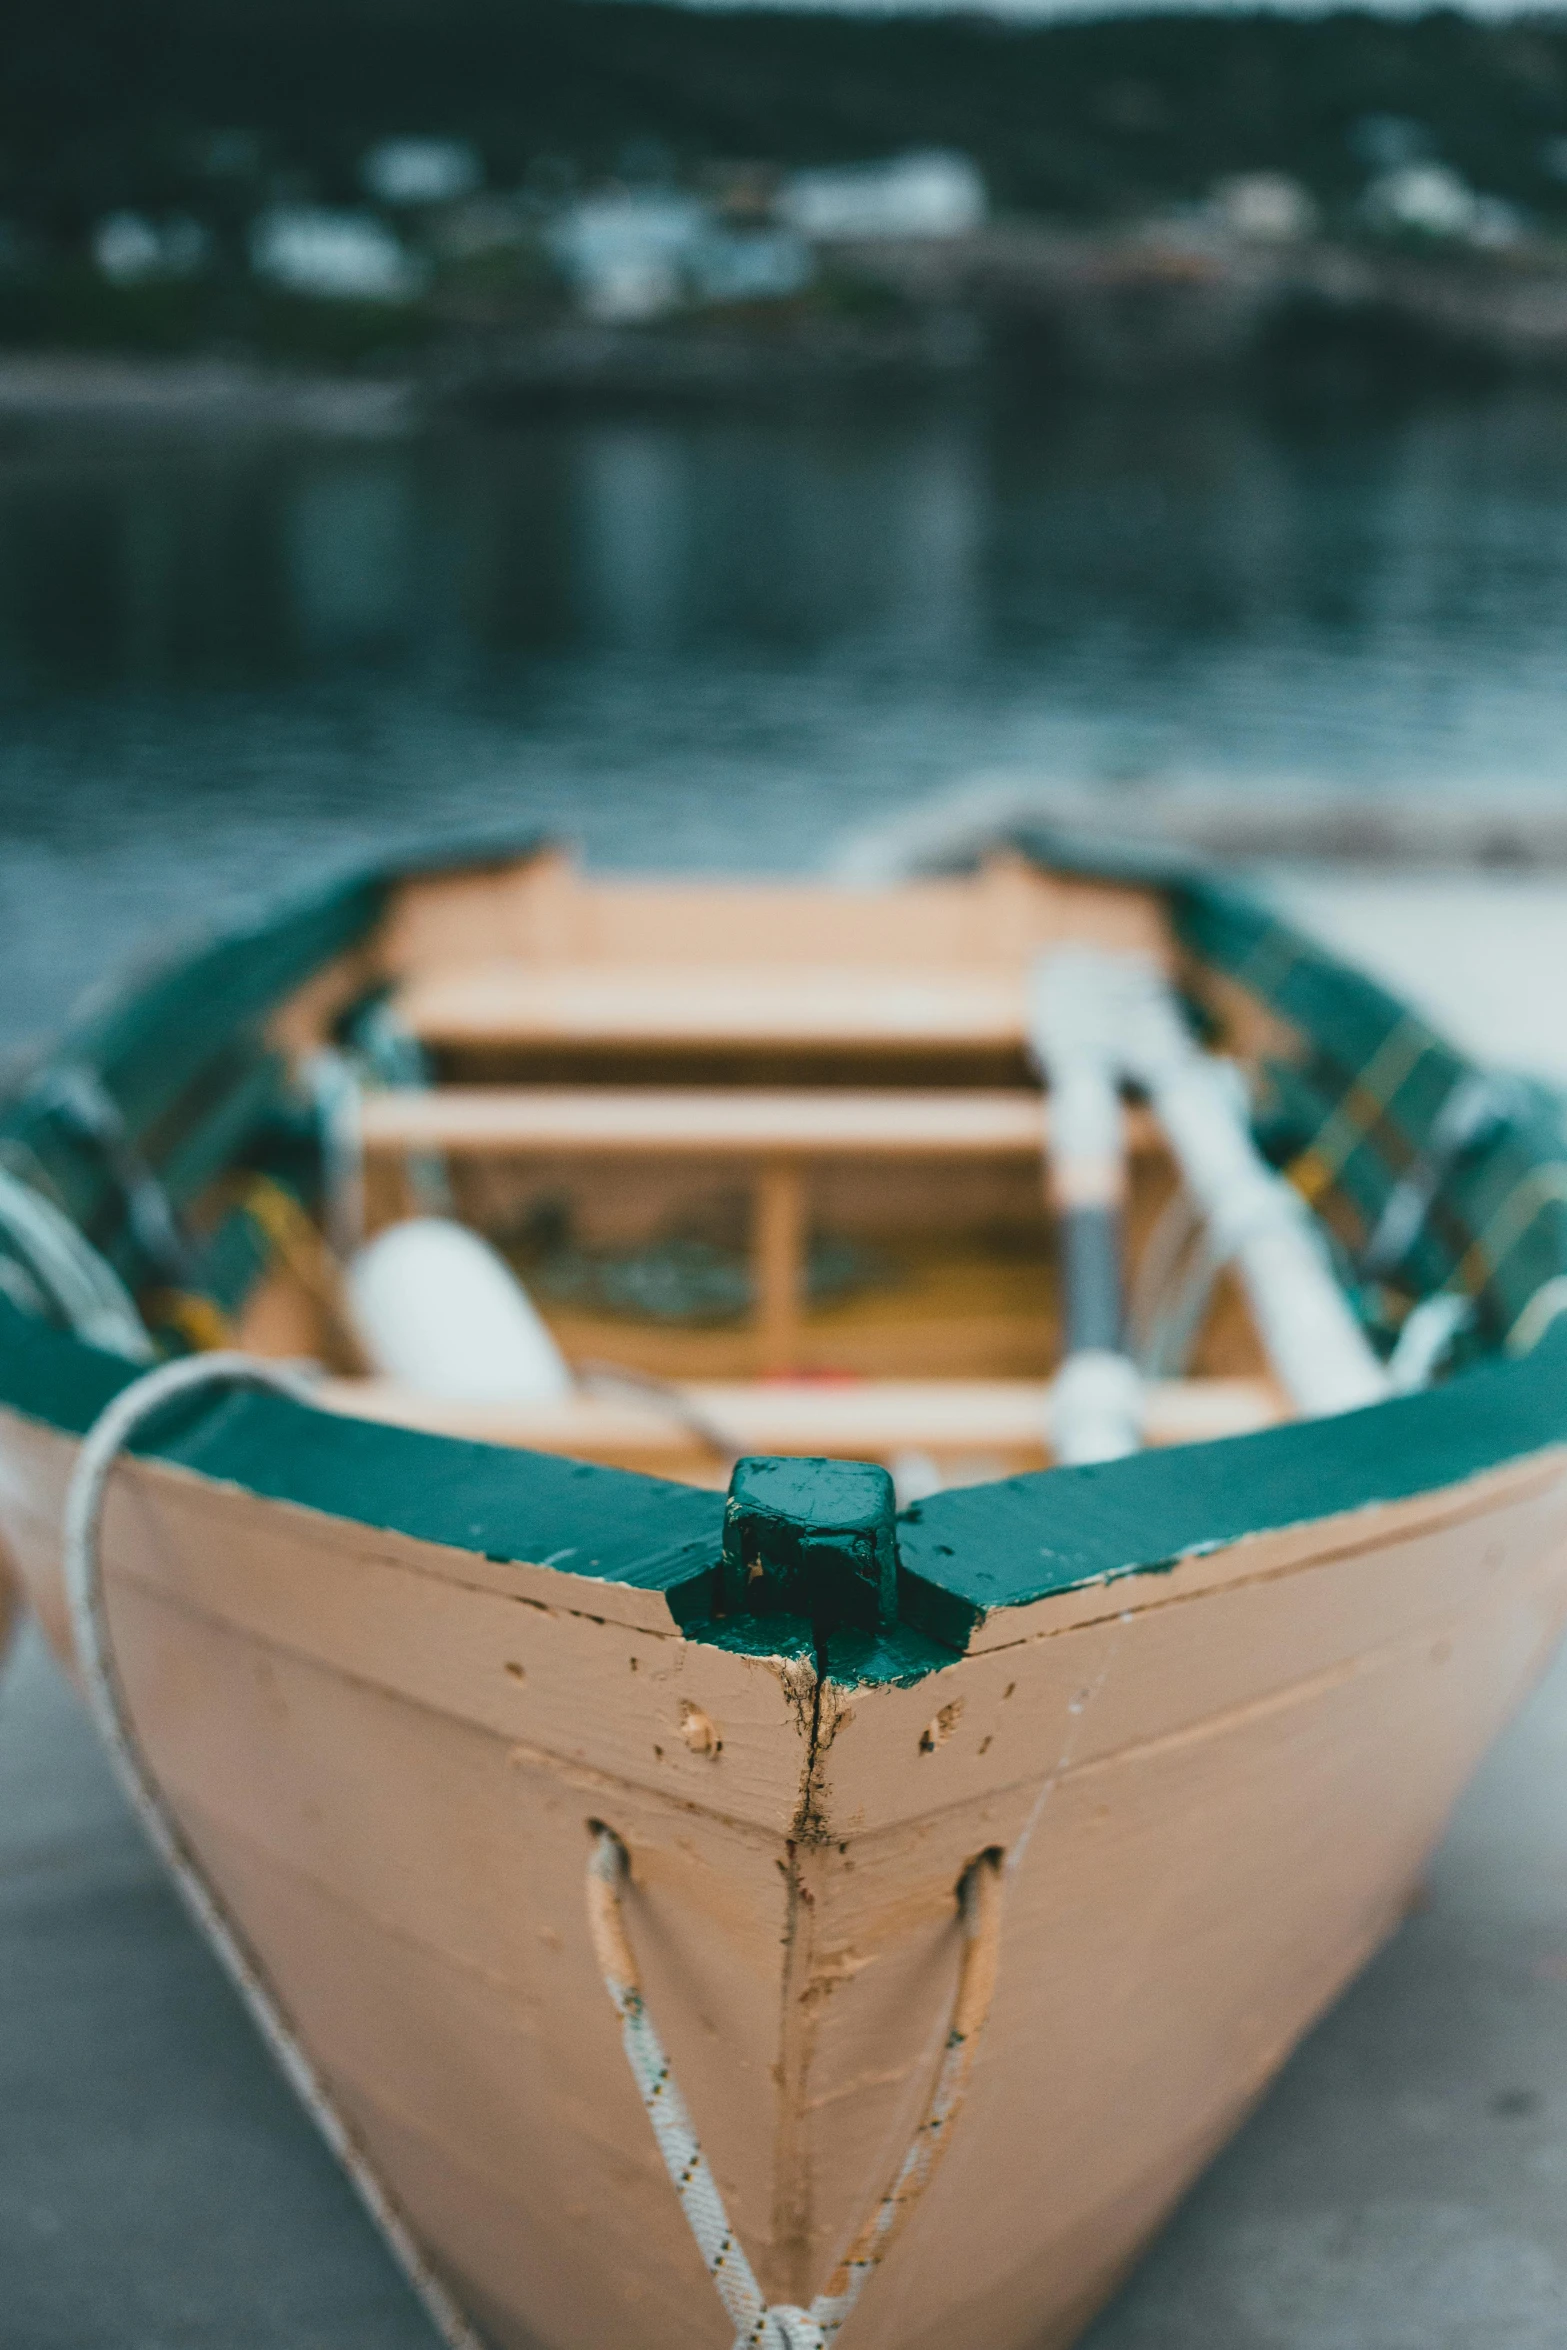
[1126,1183,1207,1376]
[576,1359,742,1468]
[0,1165,153,1362]
[587,1826,1004,2349]
[65,1354,1006,2350]
[36,1063,199,1285]
[62,1351,488,2350]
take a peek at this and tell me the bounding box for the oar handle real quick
[1028,951,1144,1464]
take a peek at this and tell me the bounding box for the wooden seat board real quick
[357,1085,1159,1159]
[395,966,1029,1051]
[317,1375,1283,1460]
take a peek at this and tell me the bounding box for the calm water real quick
[5,388,1567,1052]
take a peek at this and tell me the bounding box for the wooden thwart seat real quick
[359,1086,1162,1373]
[356,1085,1159,1159]
[393,966,1031,1051]
[319,1374,1283,1471]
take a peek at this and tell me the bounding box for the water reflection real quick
[573,428,695,652]
[285,464,414,656]
[6,396,1567,701]
[3,391,1567,1047]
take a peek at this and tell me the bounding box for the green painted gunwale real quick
[2,831,1565,1692]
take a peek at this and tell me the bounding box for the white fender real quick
[346,1218,572,1406]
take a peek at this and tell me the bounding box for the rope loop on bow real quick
[587,1821,1005,2348]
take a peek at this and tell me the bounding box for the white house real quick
[690,226,812,306]
[547,190,811,321]
[777,151,986,242]
[250,209,423,302]
[1364,164,1477,237]
[1210,174,1319,243]
[546,191,706,321]
[93,212,211,285]
[1363,165,1522,247]
[362,140,482,209]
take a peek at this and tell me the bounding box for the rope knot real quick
[759,2306,828,2350]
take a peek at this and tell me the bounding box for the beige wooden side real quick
[2,1401,1564,2350]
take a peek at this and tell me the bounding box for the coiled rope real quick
[62,1351,487,2350]
[586,1824,1005,2349]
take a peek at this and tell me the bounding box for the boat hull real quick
[3,1398,1564,2350]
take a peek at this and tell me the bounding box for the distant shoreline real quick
[0,327,981,443]
[0,355,419,440]
[16,224,1567,439]
[833,785,1567,882]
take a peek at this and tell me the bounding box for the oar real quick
[1028,950,1145,1464]
[1111,957,1389,1419]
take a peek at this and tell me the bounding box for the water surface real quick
[5,389,1567,1050]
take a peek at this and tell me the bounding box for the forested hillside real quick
[8,1,1567,240]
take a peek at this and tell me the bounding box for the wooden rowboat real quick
[3,836,1567,2350]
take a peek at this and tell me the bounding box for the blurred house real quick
[1363,165,1522,247]
[546,191,705,320]
[362,139,483,208]
[427,196,537,264]
[689,225,812,305]
[1209,174,1318,243]
[777,151,985,242]
[249,208,423,301]
[547,190,811,321]
[93,213,212,285]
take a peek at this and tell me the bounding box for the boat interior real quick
[202,844,1321,1492]
[7,833,1547,1504]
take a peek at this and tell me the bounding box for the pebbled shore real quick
[0,355,418,439]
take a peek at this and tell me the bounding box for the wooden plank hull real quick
[5,1402,1565,2350]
